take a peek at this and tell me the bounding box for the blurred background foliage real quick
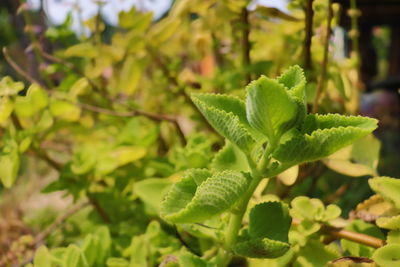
[0,0,399,266]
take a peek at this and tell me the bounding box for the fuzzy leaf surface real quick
[192,93,255,151]
[161,170,251,223]
[233,202,291,258]
[277,65,306,101]
[273,114,377,168]
[246,77,299,143]
[211,142,250,172]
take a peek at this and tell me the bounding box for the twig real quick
[292,218,385,248]
[4,201,90,266]
[240,7,251,84]
[36,46,104,95]
[17,1,54,88]
[174,226,201,256]
[77,102,186,145]
[312,0,333,113]
[34,201,89,243]
[87,195,111,223]
[303,0,314,71]
[3,46,187,145]
[2,47,47,89]
[11,113,63,171]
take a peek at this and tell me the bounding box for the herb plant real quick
[160,65,377,265]
[1,0,399,266]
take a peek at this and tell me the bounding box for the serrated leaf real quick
[161,170,251,223]
[291,196,324,221]
[277,65,306,101]
[273,114,377,168]
[192,93,255,151]
[246,76,299,143]
[249,202,292,242]
[233,202,291,259]
[373,244,400,267]
[211,142,250,172]
[369,177,400,210]
[376,215,400,230]
[234,237,290,259]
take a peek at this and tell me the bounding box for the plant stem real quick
[240,6,251,84]
[222,142,277,265]
[312,0,333,113]
[303,0,314,71]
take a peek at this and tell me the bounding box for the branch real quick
[36,46,104,95]
[87,195,111,223]
[1,201,90,266]
[292,218,385,249]
[303,0,314,70]
[3,46,187,145]
[34,201,89,243]
[2,47,47,89]
[312,0,333,113]
[77,102,187,145]
[240,7,251,84]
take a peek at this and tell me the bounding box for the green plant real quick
[160,65,377,265]
[1,0,399,266]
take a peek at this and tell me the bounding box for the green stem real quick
[221,142,277,265]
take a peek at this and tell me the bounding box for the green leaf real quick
[249,202,292,242]
[233,202,291,258]
[323,134,380,177]
[191,93,255,151]
[373,244,400,267]
[14,84,48,118]
[295,240,340,267]
[387,230,400,244]
[234,237,290,259]
[0,141,20,188]
[161,170,251,223]
[0,97,13,123]
[134,178,173,213]
[369,177,400,210]
[0,76,24,96]
[376,215,400,230]
[106,258,129,267]
[64,42,97,58]
[34,246,52,267]
[273,114,378,169]
[246,76,299,143]
[62,245,89,267]
[211,142,250,172]
[290,196,341,222]
[277,65,306,101]
[177,252,216,267]
[49,100,81,121]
